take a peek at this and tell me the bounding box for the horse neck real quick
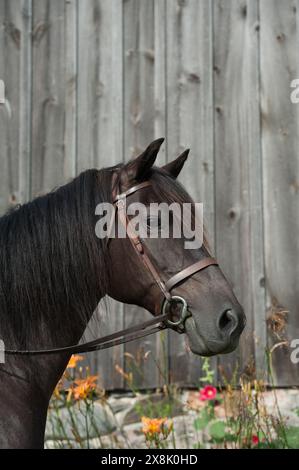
[0,170,110,447]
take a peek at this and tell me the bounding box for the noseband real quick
[5,181,218,356]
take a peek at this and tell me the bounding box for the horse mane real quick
[0,167,116,349]
[0,163,208,350]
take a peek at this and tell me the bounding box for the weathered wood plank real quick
[260,0,299,386]
[213,0,264,382]
[77,0,124,389]
[64,0,77,178]
[153,0,169,388]
[0,0,32,215]
[123,0,167,389]
[77,0,123,171]
[31,0,75,196]
[18,0,32,204]
[166,0,215,386]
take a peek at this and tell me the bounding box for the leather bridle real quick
[4,181,218,356]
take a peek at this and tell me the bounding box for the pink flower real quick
[252,435,259,445]
[199,385,217,401]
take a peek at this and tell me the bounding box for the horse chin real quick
[184,316,213,356]
[184,316,240,357]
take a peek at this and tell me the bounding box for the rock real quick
[45,400,117,441]
[108,395,140,427]
[108,396,137,414]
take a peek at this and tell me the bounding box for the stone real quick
[45,400,117,441]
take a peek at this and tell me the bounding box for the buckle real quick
[162,295,191,332]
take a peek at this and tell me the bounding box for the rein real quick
[4,181,218,356]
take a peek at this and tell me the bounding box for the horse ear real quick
[125,138,164,181]
[162,149,189,178]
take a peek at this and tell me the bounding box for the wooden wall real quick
[0,0,298,388]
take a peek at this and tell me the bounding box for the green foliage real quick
[199,358,215,385]
[194,408,210,431]
[282,427,299,449]
[209,421,226,441]
[134,395,177,420]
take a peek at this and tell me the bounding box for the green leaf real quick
[209,421,226,441]
[284,426,299,449]
[193,410,210,431]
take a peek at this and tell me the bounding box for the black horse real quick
[0,139,245,448]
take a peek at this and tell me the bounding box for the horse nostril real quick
[218,308,238,335]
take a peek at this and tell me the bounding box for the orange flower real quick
[68,375,98,401]
[142,417,167,436]
[67,355,84,369]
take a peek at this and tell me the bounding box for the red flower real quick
[199,385,217,401]
[252,435,259,445]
